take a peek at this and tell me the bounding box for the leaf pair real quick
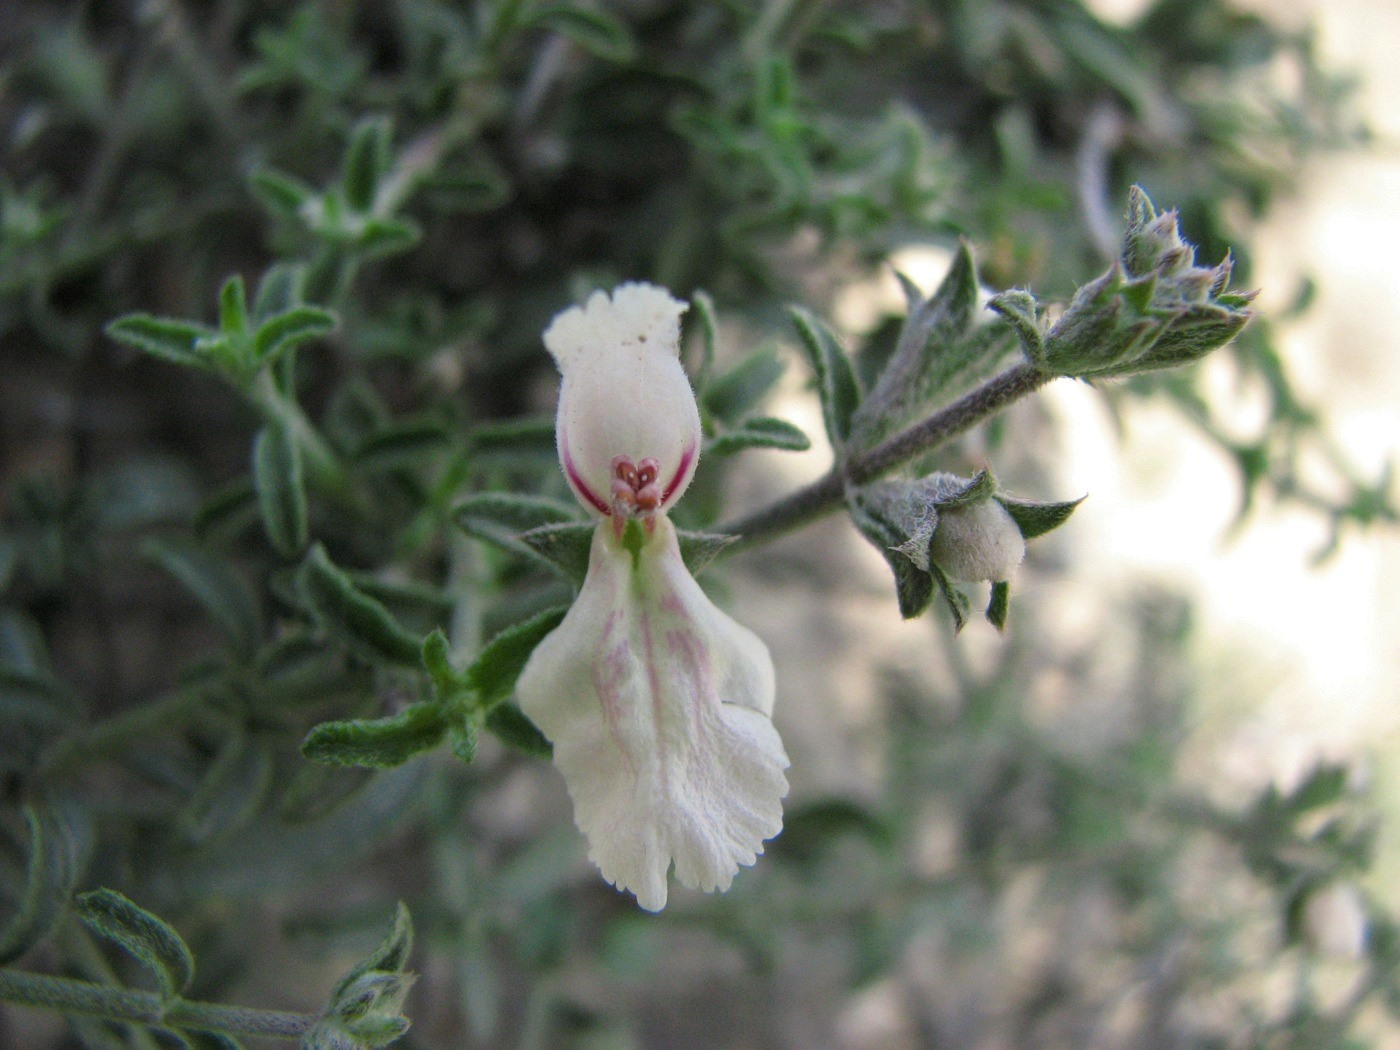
[692,292,811,457]
[107,269,335,385]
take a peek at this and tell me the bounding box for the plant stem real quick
[0,968,315,1039]
[718,363,1054,553]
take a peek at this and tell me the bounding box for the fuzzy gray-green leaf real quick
[252,306,336,366]
[75,888,195,1000]
[253,422,308,558]
[106,315,211,369]
[142,537,262,658]
[0,805,78,964]
[788,306,862,451]
[465,606,568,709]
[484,702,552,758]
[297,546,423,666]
[707,417,811,456]
[302,703,447,768]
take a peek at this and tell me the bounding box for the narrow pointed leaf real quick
[252,306,336,366]
[252,262,304,324]
[75,888,195,1000]
[218,275,249,336]
[465,605,568,708]
[142,537,262,658]
[344,117,391,213]
[707,417,811,456]
[996,494,1085,539]
[848,499,934,619]
[675,529,739,575]
[788,306,862,449]
[332,902,414,994]
[533,5,636,62]
[701,346,786,424]
[517,522,594,584]
[690,289,719,389]
[297,545,423,666]
[249,169,315,217]
[105,315,210,369]
[484,701,552,758]
[930,564,969,633]
[986,580,1010,631]
[302,703,447,768]
[252,422,308,558]
[180,732,274,843]
[0,805,78,963]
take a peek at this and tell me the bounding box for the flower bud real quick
[927,496,1025,583]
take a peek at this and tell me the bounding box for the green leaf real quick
[707,416,811,456]
[142,537,262,658]
[986,580,1010,631]
[352,419,451,472]
[194,479,259,545]
[171,1032,245,1050]
[105,315,211,369]
[252,421,308,558]
[517,522,594,584]
[75,888,195,1000]
[676,530,739,576]
[788,306,862,450]
[465,606,568,708]
[851,244,1012,447]
[533,5,636,62]
[252,262,304,324]
[690,289,719,390]
[180,731,274,844]
[454,493,579,537]
[344,117,391,213]
[421,629,465,703]
[0,667,81,731]
[356,217,421,258]
[302,703,448,768]
[930,563,970,633]
[848,499,933,619]
[252,306,336,366]
[331,901,414,995]
[297,546,423,666]
[465,416,557,461]
[218,275,249,336]
[484,702,552,758]
[249,169,315,217]
[996,494,1085,539]
[0,805,78,964]
[455,493,584,576]
[701,346,786,424]
[1288,763,1350,813]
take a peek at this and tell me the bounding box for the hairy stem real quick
[718,363,1054,552]
[0,969,314,1039]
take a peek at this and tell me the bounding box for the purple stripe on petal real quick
[563,442,611,516]
[661,442,697,508]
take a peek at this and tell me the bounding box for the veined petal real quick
[544,284,701,517]
[516,517,788,911]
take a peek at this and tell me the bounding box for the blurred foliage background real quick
[1,0,1397,1047]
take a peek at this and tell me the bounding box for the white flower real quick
[519,283,788,911]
